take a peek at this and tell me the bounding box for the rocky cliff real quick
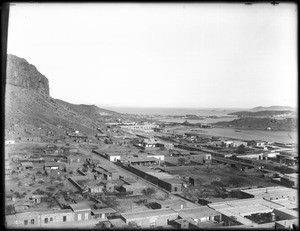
[6,54,49,95]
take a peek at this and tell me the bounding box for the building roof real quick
[97,164,119,173]
[21,162,33,167]
[175,206,220,219]
[207,198,291,226]
[240,186,298,198]
[44,162,60,167]
[122,182,146,190]
[91,207,116,214]
[158,199,186,206]
[67,155,82,159]
[120,178,137,184]
[69,203,91,212]
[121,208,178,220]
[125,156,158,163]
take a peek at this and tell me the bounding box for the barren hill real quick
[6,54,49,95]
[4,54,141,141]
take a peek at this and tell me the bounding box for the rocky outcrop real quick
[6,54,49,95]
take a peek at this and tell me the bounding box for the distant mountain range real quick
[213,117,297,131]
[228,110,296,117]
[219,105,297,131]
[250,106,296,112]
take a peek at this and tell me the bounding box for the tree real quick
[211,181,225,188]
[178,158,186,166]
[5,205,15,215]
[127,221,138,228]
[236,144,246,154]
[228,176,244,187]
[142,187,156,197]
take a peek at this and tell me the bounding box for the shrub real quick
[142,187,156,197]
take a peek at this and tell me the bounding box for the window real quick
[85,213,89,220]
[24,220,28,225]
[150,221,156,228]
[50,217,53,222]
[78,214,82,221]
[44,218,48,223]
[63,216,67,222]
[174,187,177,192]
[31,219,34,224]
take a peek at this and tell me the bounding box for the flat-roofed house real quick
[69,203,91,221]
[66,155,84,164]
[240,186,298,202]
[89,184,104,194]
[123,165,182,193]
[119,182,146,195]
[124,157,159,166]
[175,206,222,224]
[20,162,34,170]
[120,208,178,228]
[148,199,187,210]
[6,211,40,227]
[171,218,190,229]
[91,207,116,219]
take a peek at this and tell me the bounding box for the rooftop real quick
[121,208,178,220]
[125,156,158,163]
[69,203,91,212]
[91,207,116,214]
[97,164,118,173]
[175,206,220,219]
[240,186,298,198]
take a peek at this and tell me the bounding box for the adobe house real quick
[104,182,115,193]
[30,195,47,204]
[44,162,65,171]
[69,203,91,221]
[66,155,84,164]
[14,203,31,213]
[119,182,146,196]
[175,206,222,224]
[5,211,40,227]
[91,207,116,219]
[120,208,179,228]
[148,199,187,210]
[170,218,190,229]
[20,137,42,142]
[88,184,104,194]
[19,162,34,170]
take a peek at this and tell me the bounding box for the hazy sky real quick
[7,3,297,108]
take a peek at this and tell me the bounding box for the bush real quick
[178,158,186,166]
[211,181,225,188]
[142,187,156,197]
[228,176,244,187]
[5,205,15,215]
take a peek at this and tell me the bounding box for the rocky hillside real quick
[213,117,297,131]
[4,55,143,141]
[6,54,49,95]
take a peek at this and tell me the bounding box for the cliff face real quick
[6,54,49,95]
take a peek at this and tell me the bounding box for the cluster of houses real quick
[6,185,298,229]
[5,119,298,229]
